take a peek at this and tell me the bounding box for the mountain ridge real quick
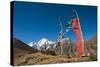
[28,38,55,50]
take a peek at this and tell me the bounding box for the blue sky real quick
[13,1,97,44]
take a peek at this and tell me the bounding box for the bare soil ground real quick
[14,52,96,66]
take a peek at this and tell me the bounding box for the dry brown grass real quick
[14,52,96,66]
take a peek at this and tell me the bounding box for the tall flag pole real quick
[72,10,85,57]
[58,17,64,55]
[74,10,85,56]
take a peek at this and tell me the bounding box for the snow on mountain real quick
[28,42,34,47]
[38,38,48,47]
[28,38,55,50]
[28,42,37,49]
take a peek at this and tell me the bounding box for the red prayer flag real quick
[72,18,84,57]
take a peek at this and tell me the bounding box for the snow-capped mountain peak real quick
[28,38,55,50]
[38,38,48,46]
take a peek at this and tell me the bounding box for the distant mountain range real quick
[28,38,55,50]
[12,38,57,57]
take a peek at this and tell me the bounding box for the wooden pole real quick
[59,17,64,55]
